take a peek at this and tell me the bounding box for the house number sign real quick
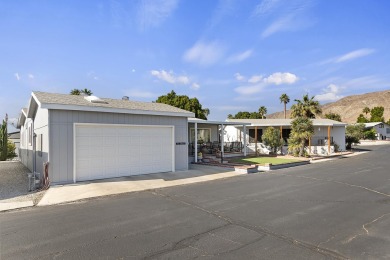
[176,142,186,145]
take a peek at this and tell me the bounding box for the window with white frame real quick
[28,123,32,146]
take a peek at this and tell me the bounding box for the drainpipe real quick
[243,125,247,156]
[221,124,224,163]
[194,122,198,162]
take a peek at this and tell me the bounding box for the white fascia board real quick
[26,92,41,118]
[188,119,250,125]
[40,103,195,118]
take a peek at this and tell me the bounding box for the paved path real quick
[1,144,389,259]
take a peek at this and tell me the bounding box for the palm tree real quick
[288,117,314,157]
[279,93,290,119]
[258,106,267,119]
[362,107,370,116]
[70,89,81,95]
[290,94,322,119]
[81,88,93,96]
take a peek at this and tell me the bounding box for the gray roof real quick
[188,118,250,125]
[227,118,347,126]
[32,91,194,117]
[364,122,389,127]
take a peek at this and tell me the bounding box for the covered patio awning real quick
[188,118,250,162]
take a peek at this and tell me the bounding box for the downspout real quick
[221,124,224,163]
[194,122,198,162]
[243,125,247,156]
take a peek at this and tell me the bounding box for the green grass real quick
[231,157,303,165]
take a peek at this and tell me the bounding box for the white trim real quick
[31,92,42,107]
[40,103,194,118]
[73,123,175,183]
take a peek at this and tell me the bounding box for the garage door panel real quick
[75,124,173,182]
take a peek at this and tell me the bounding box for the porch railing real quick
[188,142,243,155]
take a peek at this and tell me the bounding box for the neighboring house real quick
[17,92,194,184]
[8,131,20,157]
[225,119,347,155]
[363,122,390,140]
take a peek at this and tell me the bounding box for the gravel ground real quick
[0,161,45,205]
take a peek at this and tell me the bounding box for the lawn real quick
[231,157,303,165]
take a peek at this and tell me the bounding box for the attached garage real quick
[19,91,193,185]
[74,124,174,182]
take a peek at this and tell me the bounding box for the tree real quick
[279,93,290,119]
[325,112,342,122]
[345,124,365,149]
[70,89,81,95]
[362,107,370,116]
[363,128,376,140]
[0,116,8,161]
[156,90,209,120]
[357,114,369,123]
[228,111,261,119]
[387,118,390,125]
[258,106,267,119]
[7,140,16,159]
[290,94,322,119]
[262,127,283,154]
[70,88,93,96]
[370,106,385,122]
[81,88,93,96]
[288,117,314,157]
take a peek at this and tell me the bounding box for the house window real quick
[190,128,211,143]
[28,123,32,146]
[37,134,43,156]
[379,124,384,128]
[249,128,262,143]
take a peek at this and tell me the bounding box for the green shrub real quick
[363,129,376,140]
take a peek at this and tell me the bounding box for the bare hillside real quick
[267,90,390,123]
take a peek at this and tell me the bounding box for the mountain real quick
[267,90,390,124]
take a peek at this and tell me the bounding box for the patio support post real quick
[255,126,258,156]
[194,122,198,162]
[309,136,311,155]
[328,125,331,154]
[221,124,224,163]
[243,125,247,156]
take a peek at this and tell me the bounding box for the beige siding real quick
[49,110,188,184]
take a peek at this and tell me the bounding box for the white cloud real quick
[226,49,253,63]
[235,83,265,95]
[262,15,294,38]
[137,0,179,30]
[28,74,34,79]
[183,41,226,66]
[191,83,200,90]
[260,0,315,38]
[264,72,298,85]
[335,48,375,63]
[252,0,281,17]
[248,75,263,83]
[131,69,136,73]
[234,72,299,95]
[319,48,376,65]
[316,84,344,102]
[150,70,190,85]
[234,73,245,81]
[14,73,20,81]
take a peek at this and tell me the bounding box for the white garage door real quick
[74,124,174,182]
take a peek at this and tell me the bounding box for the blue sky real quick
[1,0,390,130]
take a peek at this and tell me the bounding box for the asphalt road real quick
[1,145,389,259]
